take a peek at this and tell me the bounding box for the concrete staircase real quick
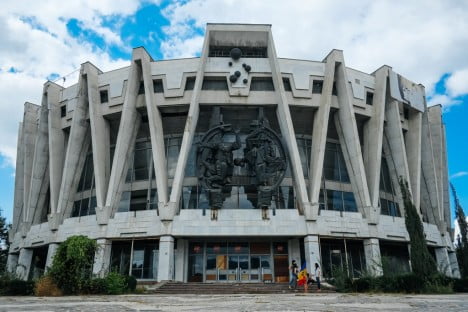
[146,282,330,294]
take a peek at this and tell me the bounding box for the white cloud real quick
[427,94,462,111]
[0,0,145,167]
[451,171,468,179]
[161,0,468,102]
[446,68,468,97]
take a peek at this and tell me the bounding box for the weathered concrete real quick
[1,294,468,312]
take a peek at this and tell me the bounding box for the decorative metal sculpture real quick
[197,119,287,214]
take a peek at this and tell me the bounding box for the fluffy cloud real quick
[0,0,152,167]
[451,171,468,179]
[161,0,468,105]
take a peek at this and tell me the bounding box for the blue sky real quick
[0,0,467,228]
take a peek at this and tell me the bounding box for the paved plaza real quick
[0,293,467,311]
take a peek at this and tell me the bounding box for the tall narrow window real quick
[366,91,374,105]
[282,78,292,92]
[185,77,196,91]
[312,80,323,94]
[100,90,109,103]
[153,79,163,93]
[60,105,67,117]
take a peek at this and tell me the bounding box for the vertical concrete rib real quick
[21,103,40,227]
[47,83,65,216]
[83,62,111,223]
[334,53,372,216]
[406,110,422,213]
[420,111,440,223]
[267,31,312,219]
[137,48,169,205]
[441,123,450,231]
[12,123,24,234]
[308,52,336,212]
[105,51,142,219]
[364,66,389,222]
[54,67,90,226]
[26,88,50,226]
[384,100,411,194]
[167,32,210,220]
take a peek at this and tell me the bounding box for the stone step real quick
[146,282,328,294]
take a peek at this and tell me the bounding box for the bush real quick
[0,275,35,295]
[87,278,108,294]
[34,276,62,296]
[329,266,353,292]
[104,272,127,295]
[48,235,97,294]
[452,278,468,292]
[125,275,137,292]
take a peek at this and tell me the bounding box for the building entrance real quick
[188,241,287,283]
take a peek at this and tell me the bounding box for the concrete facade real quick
[7,24,459,282]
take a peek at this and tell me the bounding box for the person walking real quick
[288,260,298,290]
[314,263,322,292]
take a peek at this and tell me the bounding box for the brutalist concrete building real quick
[7,24,459,282]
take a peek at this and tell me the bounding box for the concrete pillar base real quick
[96,206,111,225]
[7,253,19,274]
[366,206,380,225]
[288,238,301,268]
[448,251,461,278]
[304,235,321,274]
[16,248,33,280]
[435,247,451,276]
[48,213,61,231]
[157,236,175,281]
[93,239,112,277]
[304,203,318,221]
[364,238,383,276]
[159,203,176,221]
[45,243,59,272]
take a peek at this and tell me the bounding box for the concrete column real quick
[105,52,142,216]
[12,123,24,234]
[406,110,422,213]
[93,239,112,277]
[288,238,301,268]
[138,49,169,209]
[27,99,49,226]
[45,243,59,272]
[16,248,33,280]
[334,56,372,217]
[168,31,210,220]
[308,52,336,215]
[304,235,321,274]
[84,63,112,224]
[268,31,312,219]
[448,251,461,278]
[435,247,451,276]
[363,238,383,276]
[174,238,187,282]
[56,67,91,223]
[6,254,19,274]
[22,103,41,224]
[158,236,175,281]
[47,82,65,216]
[364,66,389,224]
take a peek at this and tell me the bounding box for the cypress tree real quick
[451,183,468,278]
[399,178,437,277]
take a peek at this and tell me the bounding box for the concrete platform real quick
[0,293,467,311]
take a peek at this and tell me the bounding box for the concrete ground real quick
[0,293,467,311]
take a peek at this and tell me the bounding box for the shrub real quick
[329,266,353,292]
[104,272,127,295]
[0,275,35,295]
[87,278,108,294]
[452,278,468,292]
[125,275,137,292]
[34,276,62,296]
[48,235,97,294]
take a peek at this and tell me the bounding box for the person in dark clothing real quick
[288,260,298,289]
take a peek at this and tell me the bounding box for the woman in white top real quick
[314,263,321,291]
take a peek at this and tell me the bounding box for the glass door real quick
[250,255,272,282]
[228,255,249,281]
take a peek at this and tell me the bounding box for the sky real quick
[0,0,467,229]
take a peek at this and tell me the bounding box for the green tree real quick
[399,178,437,278]
[451,183,468,278]
[48,235,97,294]
[0,208,11,274]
